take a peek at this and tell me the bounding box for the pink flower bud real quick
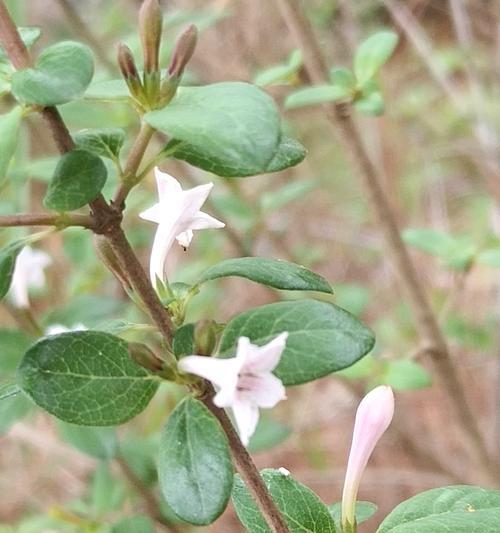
[167,24,198,79]
[139,0,163,73]
[341,386,394,530]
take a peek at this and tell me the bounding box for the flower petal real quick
[245,373,286,408]
[189,211,225,231]
[148,221,178,286]
[180,183,214,219]
[232,399,259,446]
[175,229,193,249]
[154,168,182,202]
[245,332,288,373]
[139,203,163,223]
[178,355,241,405]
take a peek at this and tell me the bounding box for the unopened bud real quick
[93,234,133,292]
[193,319,218,356]
[341,386,394,530]
[168,24,198,79]
[128,342,165,372]
[117,43,143,98]
[139,0,163,73]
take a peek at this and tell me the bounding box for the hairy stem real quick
[276,0,498,483]
[201,386,290,533]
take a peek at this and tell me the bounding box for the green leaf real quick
[120,435,159,487]
[172,323,195,359]
[199,257,332,293]
[247,416,291,453]
[403,229,476,271]
[112,516,155,533]
[232,469,337,532]
[57,421,118,460]
[145,82,301,177]
[354,90,384,116]
[328,501,377,530]
[260,180,316,213]
[254,49,303,87]
[264,136,306,173]
[329,67,356,91]
[0,240,26,301]
[477,248,500,268]
[354,31,398,87]
[285,85,349,109]
[91,462,125,516]
[17,331,159,425]
[73,128,125,160]
[0,106,23,182]
[158,397,233,525]
[380,360,432,391]
[44,149,107,211]
[377,485,500,533]
[0,27,41,62]
[219,299,374,386]
[12,41,94,106]
[85,79,130,102]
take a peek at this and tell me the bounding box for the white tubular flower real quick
[341,385,394,531]
[178,332,288,445]
[9,246,51,308]
[45,323,87,335]
[139,168,225,288]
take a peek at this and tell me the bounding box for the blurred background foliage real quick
[0,0,499,531]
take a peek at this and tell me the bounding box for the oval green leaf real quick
[17,331,159,425]
[354,31,398,87]
[145,82,302,177]
[232,468,337,532]
[44,149,107,211]
[158,397,233,525]
[377,485,500,533]
[12,41,94,106]
[199,257,332,293]
[285,85,350,109]
[219,299,374,386]
[265,136,306,173]
[74,128,125,160]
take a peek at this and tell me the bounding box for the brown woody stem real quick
[201,385,290,532]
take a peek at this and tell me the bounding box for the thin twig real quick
[0,213,94,229]
[276,0,498,483]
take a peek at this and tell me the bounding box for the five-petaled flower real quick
[178,332,288,445]
[140,168,224,288]
[9,246,51,308]
[341,385,394,531]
